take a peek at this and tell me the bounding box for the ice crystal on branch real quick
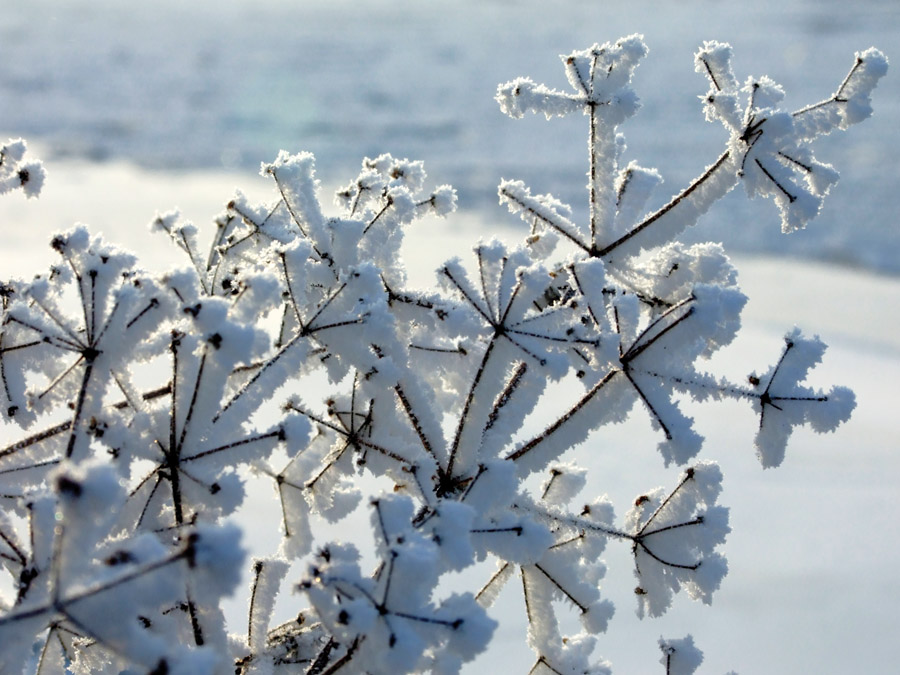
[0,36,885,673]
[696,41,888,232]
[658,634,703,675]
[0,139,44,199]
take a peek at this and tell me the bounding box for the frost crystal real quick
[0,36,884,673]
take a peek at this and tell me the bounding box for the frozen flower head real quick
[0,35,882,675]
[696,41,888,232]
[497,35,647,124]
[0,138,45,198]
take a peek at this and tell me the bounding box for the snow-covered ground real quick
[1,0,898,672]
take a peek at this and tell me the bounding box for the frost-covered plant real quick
[0,36,886,673]
[0,139,44,200]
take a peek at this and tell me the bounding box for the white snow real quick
[0,155,897,672]
[0,1,897,670]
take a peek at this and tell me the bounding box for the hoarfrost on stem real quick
[0,34,886,673]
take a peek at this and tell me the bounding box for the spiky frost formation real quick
[0,38,884,673]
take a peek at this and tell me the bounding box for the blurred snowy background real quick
[0,0,898,673]
[1,0,898,271]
